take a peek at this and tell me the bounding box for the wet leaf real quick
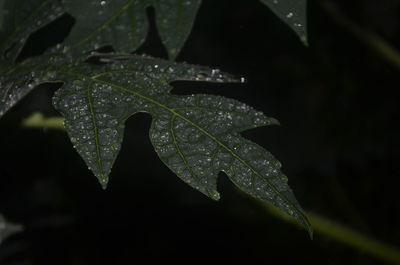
[49,53,312,235]
[259,0,308,45]
[0,0,64,61]
[0,0,64,117]
[0,55,64,117]
[0,0,312,236]
[61,0,201,59]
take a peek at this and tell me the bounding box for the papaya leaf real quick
[259,0,308,45]
[0,0,64,61]
[61,0,201,59]
[0,0,312,237]
[46,53,312,236]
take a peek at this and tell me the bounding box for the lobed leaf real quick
[61,0,201,59]
[0,0,312,236]
[259,0,308,45]
[50,53,312,235]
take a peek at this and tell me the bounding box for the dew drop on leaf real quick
[259,0,307,45]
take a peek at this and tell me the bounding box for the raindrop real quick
[286,12,293,18]
[211,69,220,75]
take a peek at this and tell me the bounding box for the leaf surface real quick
[61,0,201,59]
[259,0,308,44]
[0,0,64,117]
[0,0,64,61]
[50,53,312,235]
[0,55,62,117]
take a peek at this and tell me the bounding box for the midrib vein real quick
[69,0,135,50]
[85,81,103,175]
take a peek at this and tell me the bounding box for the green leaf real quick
[61,0,201,59]
[0,0,64,61]
[259,0,308,45]
[0,0,64,117]
[0,55,62,117]
[49,53,312,235]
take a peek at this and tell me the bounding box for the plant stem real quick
[21,112,64,130]
[252,195,400,265]
[22,114,400,264]
[318,0,400,72]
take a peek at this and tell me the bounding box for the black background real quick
[1,0,399,264]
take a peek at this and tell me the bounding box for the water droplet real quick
[211,69,220,75]
[286,12,293,18]
[208,190,220,200]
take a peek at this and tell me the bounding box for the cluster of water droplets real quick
[0,0,64,60]
[87,54,243,86]
[261,0,307,44]
[0,0,67,118]
[222,135,300,219]
[53,75,137,188]
[284,11,302,28]
[46,52,307,225]
[149,91,302,217]
[0,58,54,118]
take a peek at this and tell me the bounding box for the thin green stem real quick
[318,0,400,72]
[249,194,400,265]
[22,114,400,264]
[21,112,64,130]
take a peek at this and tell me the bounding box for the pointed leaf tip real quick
[295,211,313,239]
[270,117,280,126]
[260,0,308,45]
[301,35,309,47]
[308,226,314,240]
[99,176,109,190]
[208,189,221,201]
[63,0,201,59]
[154,0,201,60]
[298,211,313,239]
